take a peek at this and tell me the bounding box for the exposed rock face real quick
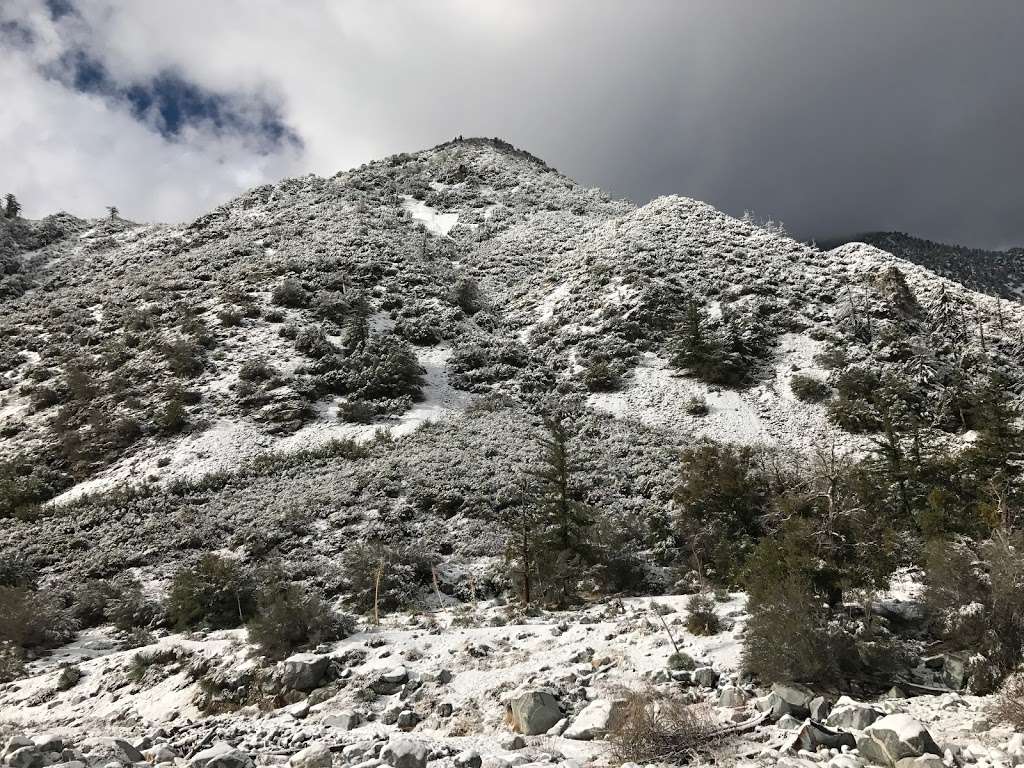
[857,714,942,767]
[506,690,561,736]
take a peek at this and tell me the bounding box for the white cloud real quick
[1,0,1022,247]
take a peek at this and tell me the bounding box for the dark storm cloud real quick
[2,0,1021,248]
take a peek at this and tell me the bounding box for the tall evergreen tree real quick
[526,414,594,605]
[3,194,20,219]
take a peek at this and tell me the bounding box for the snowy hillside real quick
[3,138,1024,768]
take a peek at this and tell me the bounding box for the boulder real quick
[188,742,254,768]
[280,654,330,692]
[455,752,481,768]
[826,702,884,731]
[895,757,945,768]
[857,714,941,767]
[563,698,629,740]
[772,683,815,716]
[692,667,719,688]
[809,696,833,722]
[4,747,42,768]
[396,710,419,730]
[324,712,361,731]
[782,720,857,752]
[507,690,561,735]
[380,739,428,768]
[717,685,747,708]
[32,738,63,754]
[79,738,145,765]
[147,746,179,764]
[381,666,409,684]
[3,739,32,758]
[943,653,969,690]
[289,743,332,768]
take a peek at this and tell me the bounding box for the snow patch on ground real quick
[402,196,459,237]
[49,346,470,505]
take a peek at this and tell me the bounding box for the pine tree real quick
[343,293,371,353]
[106,206,119,220]
[526,414,594,605]
[502,478,543,607]
[3,194,20,219]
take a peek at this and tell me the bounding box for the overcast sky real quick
[2,0,1022,248]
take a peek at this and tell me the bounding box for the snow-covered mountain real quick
[820,231,1024,300]
[3,137,1024,768]
[2,138,1021,517]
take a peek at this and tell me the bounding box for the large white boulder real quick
[857,714,941,767]
[563,698,629,740]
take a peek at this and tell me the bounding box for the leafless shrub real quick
[994,673,1024,730]
[607,686,728,765]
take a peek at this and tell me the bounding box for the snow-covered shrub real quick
[162,336,207,378]
[0,641,24,683]
[673,441,771,582]
[271,277,309,308]
[0,585,77,650]
[248,577,355,659]
[789,374,831,403]
[581,356,622,392]
[339,542,434,615]
[166,553,257,630]
[684,593,721,635]
[607,687,724,765]
[925,534,1024,691]
[995,674,1024,731]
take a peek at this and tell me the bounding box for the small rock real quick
[500,736,525,751]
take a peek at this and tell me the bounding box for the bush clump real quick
[166,553,256,629]
[271,277,310,308]
[684,593,721,635]
[248,576,355,660]
[608,687,725,765]
[789,374,831,403]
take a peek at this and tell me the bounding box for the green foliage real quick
[582,356,622,392]
[924,534,1024,692]
[789,374,830,403]
[0,585,77,650]
[248,574,354,659]
[339,542,434,615]
[166,553,256,629]
[667,651,696,670]
[684,593,721,635]
[670,301,774,387]
[271,277,310,308]
[0,641,24,682]
[673,441,771,582]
